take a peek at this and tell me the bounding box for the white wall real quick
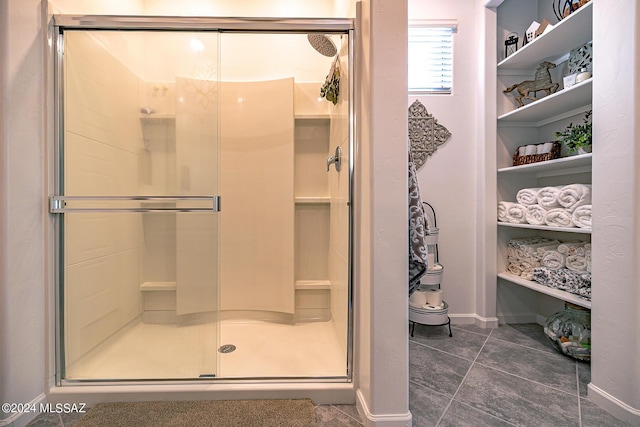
[408,0,482,322]
[0,1,47,425]
[355,0,411,425]
[589,0,640,424]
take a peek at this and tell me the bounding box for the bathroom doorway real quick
[51,16,353,382]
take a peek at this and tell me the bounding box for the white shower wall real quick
[64,31,144,363]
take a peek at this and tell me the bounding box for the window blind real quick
[408,25,455,94]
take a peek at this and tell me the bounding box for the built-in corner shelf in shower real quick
[295,196,330,204]
[295,280,330,290]
[140,281,177,291]
[294,114,329,120]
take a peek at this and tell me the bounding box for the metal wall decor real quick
[408,100,452,168]
[568,41,593,75]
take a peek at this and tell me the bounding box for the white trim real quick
[47,383,355,406]
[356,389,412,426]
[0,393,47,427]
[587,383,640,426]
[449,313,499,329]
[408,19,458,31]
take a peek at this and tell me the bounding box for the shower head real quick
[307,34,337,57]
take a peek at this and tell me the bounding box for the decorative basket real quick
[512,142,561,166]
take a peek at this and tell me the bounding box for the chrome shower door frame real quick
[50,15,355,385]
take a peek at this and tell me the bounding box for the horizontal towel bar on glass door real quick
[49,196,221,213]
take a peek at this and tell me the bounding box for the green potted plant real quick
[554,110,592,155]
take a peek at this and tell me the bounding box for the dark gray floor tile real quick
[315,405,363,426]
[410,324,488,361]
[26,413,62,427]
[409,341,472,397]
[577,361,591,397]
[451,324,493,336]
[331,405,363,424]
[438,400,514,427]
[490,323,556,354]
[408,381,450,427]
[580,399,632,427]
[455,364,580,427]
[476,337,577,394]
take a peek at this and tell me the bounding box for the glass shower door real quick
[53,30,221,380]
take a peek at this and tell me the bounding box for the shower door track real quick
[50,14,356,386]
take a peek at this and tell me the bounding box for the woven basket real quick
[512,142,561,166]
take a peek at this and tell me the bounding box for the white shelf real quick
[294,114,330,120]
[498,272,591,309]
[499,78,592,124]
[498,222,591,234]
[295,196,330,204]
[140,281,176,291]
[295,280,330,290]
[498,153,592,176]
[498,1,593,70]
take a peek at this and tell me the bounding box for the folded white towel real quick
[498,202,527,224]
[566,255,588,272]
[525,204,548,225]
[537,186,563,208]
[507,262,523,276]
[585,250,592,273]
[516,240,560,259]
[534,243,563,259]
[558,184,592,213]
[541,250,566,270]
[557,242,585,255]
[572,204,592,229]
[525,145,537,155]
[517,188,542,206]
[545,208,575,228]
[542,142,554,153]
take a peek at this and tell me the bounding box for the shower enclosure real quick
[50,16,353,383]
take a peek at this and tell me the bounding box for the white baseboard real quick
[448,313,499,329]
[356,389,412,426]
[587,383,640,426]
[0,393,47,427]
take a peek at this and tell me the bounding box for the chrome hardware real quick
[49,195,221,213]
[327,146,342,172]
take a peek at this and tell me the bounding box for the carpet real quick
[74,399,316,427]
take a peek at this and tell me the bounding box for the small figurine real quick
[503,61,559,108]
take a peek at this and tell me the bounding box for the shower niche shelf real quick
[295,196,330,204]
[295,280,331,290]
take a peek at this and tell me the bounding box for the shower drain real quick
[218,344,236,353]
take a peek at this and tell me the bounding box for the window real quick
[408,23,456,94]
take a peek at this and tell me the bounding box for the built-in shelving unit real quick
[498,78,592,124]
[497,1,592,70]
[498,272,591,309]
[496,0,593,319]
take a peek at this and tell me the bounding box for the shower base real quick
[64,318,346,380]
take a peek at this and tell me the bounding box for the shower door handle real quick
[49,195,221,213]
[327,146,342,172]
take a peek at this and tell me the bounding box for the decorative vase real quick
[543,302,591,361]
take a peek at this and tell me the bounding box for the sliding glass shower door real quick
[52,16,354,383]
[54,30,221,380]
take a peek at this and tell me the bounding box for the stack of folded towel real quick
[507,237,592,300]
[498,184,592,229]
[532,268,591,300]
[507,237,560,280]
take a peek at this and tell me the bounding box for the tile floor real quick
[25,323,631,427]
